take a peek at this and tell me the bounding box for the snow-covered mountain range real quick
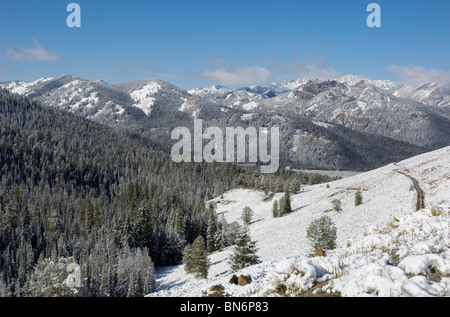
[1,74,449,297]
[149,146,450,297]
[1,74,449,171]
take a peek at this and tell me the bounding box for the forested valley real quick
[0,89,337,297]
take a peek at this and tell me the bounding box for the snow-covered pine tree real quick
[190,236,209,279]
[306,215,337,251]
[217,213,229,248]
[229,226,260,272]
[28,256,81,297]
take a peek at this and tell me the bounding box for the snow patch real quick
[130,82,161,116]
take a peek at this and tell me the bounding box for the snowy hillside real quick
[149,146,450,297]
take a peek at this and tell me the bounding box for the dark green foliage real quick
[272,200,279,218]
[306,216,337,251]
[276,191,292,218]
[183,236,209,279]
[332,199,342,212]
[229,226,260,272]
[283,191,292,214]
[0,89,356,296]
[0,89,246,296]
[241,206,254,225]
[355,190,363,206]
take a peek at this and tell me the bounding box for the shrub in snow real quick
[398,254,450,276]
[332,199,342,212]
[306,216,337,252]
[261,259,321,296]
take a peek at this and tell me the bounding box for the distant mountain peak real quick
[95,79,108,84]
[337,74,367,85]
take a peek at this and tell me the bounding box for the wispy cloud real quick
[388,65,450,86]
[263,53,340,80]
[5,39,60,62]
[193,53,340,86]
[194,57,275,86]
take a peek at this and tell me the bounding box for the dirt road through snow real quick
[395,170,425,211]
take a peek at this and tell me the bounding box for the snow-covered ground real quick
[149,146,450,297]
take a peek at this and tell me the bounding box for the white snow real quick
[148,146,450,297]
[241,113,256,120]
[71,91,99,110]
[242,101,259,111]
[2,77,53,95]
[312,121,334,128]
[130,82,161,116]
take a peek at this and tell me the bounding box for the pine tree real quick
[278,196,286,217]
[182,243,194,274]
[217,214,228,249]
[355,191,363,206]
[241,206,254,225]
[137,201,153,249]
[306,216,337,251]
[272,200,279,218]
[227,221,243,246]
[283,191,292,214]
[190,236,209,279]
[206,205,218,253]
[229,226,260,272]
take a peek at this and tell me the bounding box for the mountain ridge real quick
[1,74,448,171]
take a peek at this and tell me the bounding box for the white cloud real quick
[263,53,340,80]
[5,39,60,62]
[388,65,450,86]
[195,58,275,86]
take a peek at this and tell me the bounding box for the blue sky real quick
[1,0,450,89]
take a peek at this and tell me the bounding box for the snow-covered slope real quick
[115,78,190,116]
[186,76,450,149]
[149,146,450,297]
[188,85,233,100]
[394,83,450,109]
[0,77,53,95]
